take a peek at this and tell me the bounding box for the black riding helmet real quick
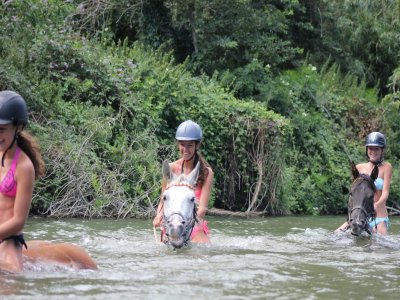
[365,131,386,165]
[0,90,28,166]
[0,90,28,125]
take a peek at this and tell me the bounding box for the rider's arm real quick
[152,177,167,227]
[375,163,392,209]
[197,167,214,219]
[335,221,350,233]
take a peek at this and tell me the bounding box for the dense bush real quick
[0,0,399,217]
[0,0,289,217]
[263,63,400,214]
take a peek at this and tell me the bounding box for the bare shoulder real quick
[16,150,35,177]
[382,161,393,174]
[383,161,392,169]
[356,162,368,172]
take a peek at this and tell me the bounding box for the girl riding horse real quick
[0,91,97,272]
[153,120,214,244]
[336,132,392,235]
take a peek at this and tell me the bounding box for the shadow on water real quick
[4,215,400,299]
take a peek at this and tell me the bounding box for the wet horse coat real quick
[347,161,378,236]
[23,241,98,270]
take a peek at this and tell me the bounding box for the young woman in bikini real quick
[0,90,97,272]
[153,120,214,243]
[336,132,392,235]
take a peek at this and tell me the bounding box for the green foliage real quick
[0,0,289,217]
[1,0,399,217]
[263,63,387,214]
[301,0,400,95]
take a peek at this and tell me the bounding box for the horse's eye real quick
[163,195,167,201]
[190,197,195,202]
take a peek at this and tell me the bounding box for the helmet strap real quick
[1,127,19,167]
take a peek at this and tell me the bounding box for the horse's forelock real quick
[351,174,376,194]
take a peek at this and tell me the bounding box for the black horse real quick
[347,161,378,236]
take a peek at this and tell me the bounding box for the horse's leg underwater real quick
[23,241,98,270]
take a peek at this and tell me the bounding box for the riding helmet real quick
[175,120,203,141]
[0,90,28,125]
[365,132,386,148]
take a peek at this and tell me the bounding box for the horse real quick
[347,161,378,236]
[0,240,97,273]
[23,241,98,270]
[161,160,199,249]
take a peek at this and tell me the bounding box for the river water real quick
[2,216,400,299]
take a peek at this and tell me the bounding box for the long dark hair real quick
[193,151,211,185]
[17,131,45,179]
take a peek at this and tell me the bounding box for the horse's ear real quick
[162,160,173,182]
[186,161,200,186]
[350,161,359,180]
[370,165,379,182]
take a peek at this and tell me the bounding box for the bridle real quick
[162,182,198,247]
[348,174,376,235]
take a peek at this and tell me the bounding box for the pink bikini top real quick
[0,147,21,197]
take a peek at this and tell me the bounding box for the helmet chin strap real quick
[1,127,19,167]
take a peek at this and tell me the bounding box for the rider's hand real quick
[153,213,163,227]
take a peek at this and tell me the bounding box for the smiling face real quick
[178,140,198,161]
[367,146,383,163]
[0,124,17,152]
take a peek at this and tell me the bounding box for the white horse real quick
[161,160,199,249]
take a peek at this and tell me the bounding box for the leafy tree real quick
[299,0,400,95]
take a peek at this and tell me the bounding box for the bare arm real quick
[197,167,214,219]
[153,177,167,227]
[335,221,350,233]
[375,163,392,209]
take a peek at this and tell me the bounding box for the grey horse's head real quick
[162,160,199,248]
[348,161,377,236]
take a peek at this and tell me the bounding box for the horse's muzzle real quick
[165,214,186,248]
[350,220,367,236]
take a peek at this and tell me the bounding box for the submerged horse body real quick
[161,160,199,249]
[23,241,98,270]
[347,161,378,236]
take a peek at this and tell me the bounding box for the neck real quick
[369,160,382,167]
[181,155,197,174]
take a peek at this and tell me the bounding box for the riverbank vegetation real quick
[1,0,399,217]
